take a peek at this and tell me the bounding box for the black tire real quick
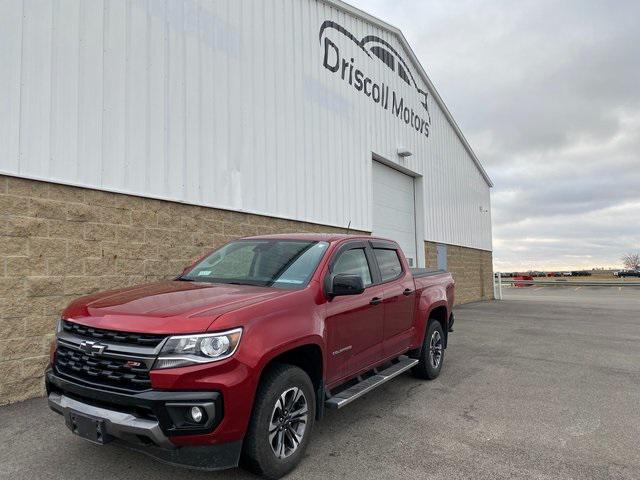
[241,364,316,479]
[412,320,445,380]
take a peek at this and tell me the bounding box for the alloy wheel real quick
[268,387,308,459]
[429,329,443,369]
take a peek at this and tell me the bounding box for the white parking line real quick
[574,287,582,291]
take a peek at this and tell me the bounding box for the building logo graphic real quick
[319,20,431,138]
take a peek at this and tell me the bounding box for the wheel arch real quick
[253,339,325,421]
[427,304,450,348]
[259,343,324,392]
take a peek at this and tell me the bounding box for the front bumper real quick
[49,391,173,447]
[46,370,241,470]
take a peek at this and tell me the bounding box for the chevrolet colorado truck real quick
[46,234,455,479]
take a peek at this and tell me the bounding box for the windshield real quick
[182,240,329,289]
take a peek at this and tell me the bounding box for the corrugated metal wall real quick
[0,0,492,251]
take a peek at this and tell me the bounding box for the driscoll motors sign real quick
[319,21,432,138]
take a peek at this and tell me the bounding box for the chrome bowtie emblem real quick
[79,340,107,356]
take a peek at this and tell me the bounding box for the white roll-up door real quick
[372,161,418,266]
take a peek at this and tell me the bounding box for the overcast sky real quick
[349,0,640,271]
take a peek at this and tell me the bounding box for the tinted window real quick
[184,240,329,289]
[333,249,372,286]
[374,248,403,282]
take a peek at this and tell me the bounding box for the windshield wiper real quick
[175,276,201,282]
[224,280,270,287]
[175,277,268,287]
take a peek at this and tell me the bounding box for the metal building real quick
[1,0,492,261]
[0,0,491,296]
[0,0,493,404]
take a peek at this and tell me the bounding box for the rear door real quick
[324,241,385,385]
[371,241,416,357]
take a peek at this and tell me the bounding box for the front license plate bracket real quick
[66,411,113,445]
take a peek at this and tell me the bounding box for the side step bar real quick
[324,356,418,410]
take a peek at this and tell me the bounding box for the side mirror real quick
[327,274,365,297]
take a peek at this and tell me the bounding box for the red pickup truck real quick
[46,234,455,479]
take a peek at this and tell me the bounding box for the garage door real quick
[372,161,418,266]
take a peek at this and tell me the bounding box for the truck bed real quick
[409,268,447,278]
[410,269,454,306]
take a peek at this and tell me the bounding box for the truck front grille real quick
[54,345,152,392]
[61,320,166,348]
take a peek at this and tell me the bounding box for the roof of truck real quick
[243,233,389,243]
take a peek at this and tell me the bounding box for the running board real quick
[324,357,418,410]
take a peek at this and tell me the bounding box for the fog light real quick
[189,406,204,423]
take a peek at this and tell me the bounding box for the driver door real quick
[324,242,385,386]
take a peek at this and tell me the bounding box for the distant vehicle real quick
[571,271,592,277]
[562,272,572,277]
[618,269,640,278]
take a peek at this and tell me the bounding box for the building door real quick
[372,161,418,267]
[437,244,448,270]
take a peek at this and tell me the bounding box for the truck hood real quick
[62,280,289,334]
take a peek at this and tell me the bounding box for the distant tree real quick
[622,252,640,270]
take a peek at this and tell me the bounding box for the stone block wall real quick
[0,175,355,405]
[424,241,494,305]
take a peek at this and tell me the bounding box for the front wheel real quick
[241,364,315,479]
[412,320,445,380]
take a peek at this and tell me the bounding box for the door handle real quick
[403,288,414,296]
[369,297,383,305]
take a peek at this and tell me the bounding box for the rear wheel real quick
[412,320,444,380]
[241,364,315,479]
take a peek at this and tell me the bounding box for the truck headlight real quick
[154,328,242,369]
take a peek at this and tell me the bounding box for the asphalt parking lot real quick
[1,286,639,479]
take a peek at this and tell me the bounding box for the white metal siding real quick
[0,0,492,251]
[372,162,417,266]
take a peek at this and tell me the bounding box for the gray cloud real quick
[350,0,640,270]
